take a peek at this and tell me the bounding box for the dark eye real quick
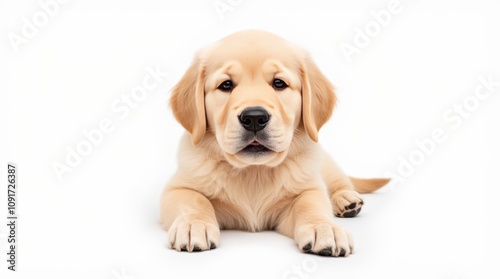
[218,80,234,92]
[272,79,288,90]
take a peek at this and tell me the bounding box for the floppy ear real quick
[169,58,206,145]
[300,55,336,142]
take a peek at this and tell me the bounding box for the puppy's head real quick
[170,30,335,168]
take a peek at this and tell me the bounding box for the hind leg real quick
[331,190,364,217]
[321,154,364,218]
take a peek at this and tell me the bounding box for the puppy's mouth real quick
[241,140,271,154]
[226,137,287,167]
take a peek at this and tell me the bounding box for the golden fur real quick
[161,30,389,256]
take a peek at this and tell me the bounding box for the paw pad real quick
[318,247,332,256]
[302,243,312,252]
[331,190,364,218]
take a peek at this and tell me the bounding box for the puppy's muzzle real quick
[238,107,270,133]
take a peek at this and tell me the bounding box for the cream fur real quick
[161,30,389,256]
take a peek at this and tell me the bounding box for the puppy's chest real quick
[209,168,297,231]
[218,170,283,205]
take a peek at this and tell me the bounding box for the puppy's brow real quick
[263,60,297,86]
[266,61,283,73]
[217,62,237,75]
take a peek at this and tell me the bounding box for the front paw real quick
[295,222,353,257]
[167,216,220,252]
[331,190,364,218]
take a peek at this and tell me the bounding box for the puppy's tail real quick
[349,177,391,194]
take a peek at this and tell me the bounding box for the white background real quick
[1,0,500,278]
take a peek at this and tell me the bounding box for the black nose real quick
[239,107,270,133]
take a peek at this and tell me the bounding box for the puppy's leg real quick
[277,189,354,257]
[160,188,220,252]
[321,155,364,218]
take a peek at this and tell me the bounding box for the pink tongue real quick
[250,141,260,146]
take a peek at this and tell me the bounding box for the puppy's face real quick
[171,30,336,168]
[204,35,303,167]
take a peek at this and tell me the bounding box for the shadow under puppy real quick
[160,30,389,257]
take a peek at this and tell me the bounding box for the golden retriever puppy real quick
[160,30,389,257]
